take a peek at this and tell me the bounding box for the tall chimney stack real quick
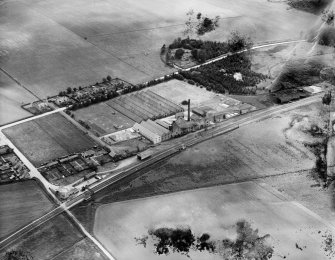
[188,99,190,121]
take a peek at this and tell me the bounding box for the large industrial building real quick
[133,119,171,144]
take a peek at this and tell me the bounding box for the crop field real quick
[73,103,135,136]
[0,70,36,126]
[0,213,83,260]
[0,180,54,240]
[1,0,317,99]
[93,182,333,260]
[53,238,109,260]
[3,113,96,166]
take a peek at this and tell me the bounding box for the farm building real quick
[134,119,171,144]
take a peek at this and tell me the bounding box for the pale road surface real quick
[0,39,321,259]
[0,107,66,131]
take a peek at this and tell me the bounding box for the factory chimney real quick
[188,99,190,121]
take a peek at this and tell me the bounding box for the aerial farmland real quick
[2,0,335,259]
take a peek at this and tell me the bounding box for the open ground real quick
[0,180,54,240]
[0,213,108,260]
[0,0,317,99]
[0,70,36,126]
[93,182,333,260]
[3,113,97,166]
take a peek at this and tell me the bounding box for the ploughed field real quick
[93,182,333,260]
[0,213,108,260]
[0,180,54,240]
[3,113,96,166]
[0,0,316,99]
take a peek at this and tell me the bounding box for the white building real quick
[133,119,171,144]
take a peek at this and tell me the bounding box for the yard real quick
[0,0,317,98]
[73,103,135,137]
[0,180,55,240]
[3,113,96,166]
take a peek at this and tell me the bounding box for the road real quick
[0,38,318,258]
[0,107,66,131]
[172,39,306,71]
[0,93,323,254]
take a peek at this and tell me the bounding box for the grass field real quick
[0,180,54,240]
[93,182,333,260]
[1,0,317,98]
[0,70,36,126]
[0,212,108,260]
[0,213,82,259]
[53,238,109,260]
[3,113,96,166]
[73,103,135,136]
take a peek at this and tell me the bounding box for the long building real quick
[133,119,171,144]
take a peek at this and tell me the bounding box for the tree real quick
[102,77,107,82]
[227,31,253,52]
[66,87,72,94]
[323,92,332,105]
[197,12,202,20]
[106,75,112,81]
[175,48,185,59]
[191,49,198,59]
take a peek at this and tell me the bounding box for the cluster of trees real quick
[287,0,331,14]
[69,91,118,110]
[167,34,253,64]
[169,38,229,62]
[4,250,33,260]
[179,53,267,95]
[184,10,220,36]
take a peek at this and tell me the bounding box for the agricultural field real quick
[0,213,108,260]
[93,182,333,260]
[3,113,96,166]
[1,0,317,99]
[0,180,55,240]
[73,103,135,137]
[0,70,36,126]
